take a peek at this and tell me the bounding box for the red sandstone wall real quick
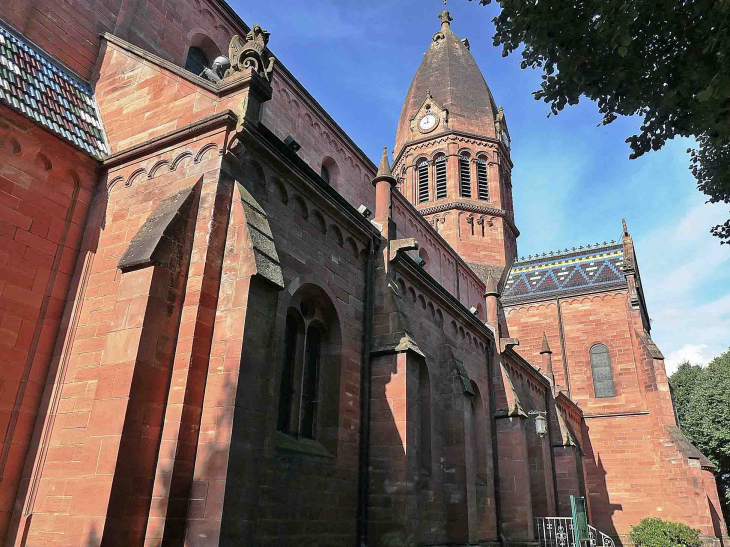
[15,130,227,547]
[0,111,97,545]
[391,191,486,313]
[505,291,723,539]
[369,267,498,545]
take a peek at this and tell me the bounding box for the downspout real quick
[357,236,378,547]
[556,298,571,398]
[485,338,504,545]
[545,388,560,516]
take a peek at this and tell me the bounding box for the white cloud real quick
[664,344,716,375]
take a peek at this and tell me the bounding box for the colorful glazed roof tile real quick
[502,241,627,305]
[0,25,108,159]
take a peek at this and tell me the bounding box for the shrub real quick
[629,517,701,547]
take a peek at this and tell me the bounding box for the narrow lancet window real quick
[418,160,429,203]
[590,344,616,398]
[476,158,489,201]
[459,155,472,198]
[435,156,447,199]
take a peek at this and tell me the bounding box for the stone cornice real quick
[419,201,520,237]
[103,111,238,168]
[393,129,513,169]
[393,251,495,343]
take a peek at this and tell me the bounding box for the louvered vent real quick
[418,161,429,203]
[476,158,489,201]
[459,156,471,198]
[435,156,447,199]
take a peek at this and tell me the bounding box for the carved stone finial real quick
[438,10,453,28]
[377,146,392,178]
[225,24,276,82]
[540,332,552,354]
[484,272,499,298]
[622,218,629,237]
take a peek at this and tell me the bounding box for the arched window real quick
[590,344,616,398]
[459,154,472,198]
[320,157,339,187]
[320,165,330,184]
[476,156,489,201]
[434,154,447,199]
[417,160,429,203]
[277,286,342,447]
[185,34,221,75]
[185,47,209,75]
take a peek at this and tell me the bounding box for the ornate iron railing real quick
[534,518,615,547]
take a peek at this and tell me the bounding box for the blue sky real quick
[230,0,730,372]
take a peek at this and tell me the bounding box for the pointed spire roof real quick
[540,332,552,354]
[377,146,392,177]
[394,10,500,155]
[372,145,396,186]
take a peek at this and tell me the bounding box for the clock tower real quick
[392,9,518,276]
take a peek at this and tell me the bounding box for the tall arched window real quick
[417,160,429,203]
[277,286,342,447]
[590,344,616,398]
[185,47,209,75]
[476,156,489,201]
[459,154,472,198]
[434,154,447,199]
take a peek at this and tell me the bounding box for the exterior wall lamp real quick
[529,410,548,437]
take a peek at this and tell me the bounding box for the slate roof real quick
[394,14,499,154]
[0,25,108,159]
[502,242,627,305]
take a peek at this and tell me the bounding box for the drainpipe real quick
[545,387,560,516]
[485,338,504,545]
[357,236,378,547]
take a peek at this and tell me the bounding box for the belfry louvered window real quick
[590,344,616,398]
[459,155,472,198]
[418,160,429,203]
[476,158,489,201]
[435,156,447,199]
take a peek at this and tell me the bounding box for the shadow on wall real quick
[581,422,623,545]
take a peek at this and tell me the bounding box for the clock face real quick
[419,113,437,131]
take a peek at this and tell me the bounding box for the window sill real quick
[275,431,335,459]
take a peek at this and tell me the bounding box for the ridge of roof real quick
[0,22,109,160]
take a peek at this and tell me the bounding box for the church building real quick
[0,1,726,546]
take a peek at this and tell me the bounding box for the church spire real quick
[376,146,392,179]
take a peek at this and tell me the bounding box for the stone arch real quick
[185,31,221,73]
[320,156,340,186]
[312,210,327,234]
[241,159,266,192]
[171,151,194,171]
[329,225,344,246]
[148,160,170,178]
[194,143,218,163]
[126,168,147,188]
[292,195,309,219]
[267,176,288,204]
[345,236,359,257]
[35,152,52,171]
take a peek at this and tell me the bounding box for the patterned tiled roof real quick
[502,242,627,305]
[0,25,108,159]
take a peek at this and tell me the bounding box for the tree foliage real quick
[669,350,730,528]
[629,517,701,547]
[472,0,730,243]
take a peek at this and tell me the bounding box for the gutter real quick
[357,236,379,547]
[485,339,503,544]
